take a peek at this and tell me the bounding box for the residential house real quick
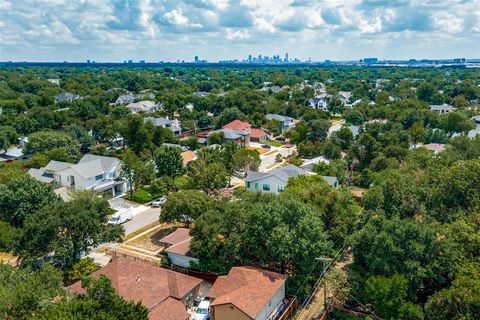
[250,128,269,143]
[69,257,202,320]
[145,117,182,136]
[0,137,29,161]
[322,176,339,188]
[245,165,310,194]
[126,101,163,113]
[55,92,80,102]
[421,143,446,154]
[338,91,352,106]
[28,154,127,196]
[47,78,60,85]
[194,91,210,97]
[159,228,199,269]
[181,150,197,166]
[308,93,329,111]
[430,103,454,114]
[208,266,288,320]
[115,94,136,104]
[266,114,295,133]
[260,85,281,93]
[209,119,251,147]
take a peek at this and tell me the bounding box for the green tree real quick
[332,127,354,150]
[16,191,123,267]
[121,115,152,154]
[160,190,212,225]
[25,131,79,158]
[441,112,476,136]
[307,119,330,141]
[120,150,140,197]
[233,148,261,174]
[0,174,57,226]
[417,82,437,102]
[41,276,149,320]
[66,257,99,283]
[365,274,423,320]
[154,146,184,178]
[409,122,426,145]
[0,263,64,319]
[345,110,364,125]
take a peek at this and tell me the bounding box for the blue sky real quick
[1,0,479,62]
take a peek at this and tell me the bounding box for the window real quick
[95,174,104,181]
[263,184,270,191]
[278,186,285,193]
[247,181,251,188]
[255,183,259,190]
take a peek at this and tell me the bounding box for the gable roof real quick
[250,128,268,139]
[266,114,293,122]
[160,228,194,257]
[78,154,120,172]
[69,257,202,320]
[223,120,251,131]
[245,164,308,183]
[45,160,73,172]
[208,266,287,319]
[145,116,172,126]
[430,103,453,111]
[181,151,197,166]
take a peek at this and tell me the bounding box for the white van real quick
[108,207,133,225]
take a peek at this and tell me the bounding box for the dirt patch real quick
[0,252,19,266]
[126,225,179,252]
[246,146,268,155]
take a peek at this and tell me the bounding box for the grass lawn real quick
[124,188,157,204]
[265,140,283,147]
[126,224,179,252]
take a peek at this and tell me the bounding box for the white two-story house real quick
[29,154,127,196]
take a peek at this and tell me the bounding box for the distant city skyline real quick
[1,0,479,62]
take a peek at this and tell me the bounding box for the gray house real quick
[245,165,310,194]
[55,92,80,102]
[145,117,182,136]
[266,114,295,133]
[430,103,454,114]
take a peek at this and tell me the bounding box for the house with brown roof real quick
[160,228,199,269]
[250,128,269,143]
[208,266,288,320]
[69,257,202,320]
[181,150,197,166]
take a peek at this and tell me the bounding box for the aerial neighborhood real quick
[0,64,479,320]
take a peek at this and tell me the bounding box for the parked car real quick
[108,208,133,225]
[192,299,210,320]
[276,137,286,142]
[261,144,271,149]
[286,144,294,148]
[151,197,167,207]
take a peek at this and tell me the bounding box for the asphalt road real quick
[123,207,161,236]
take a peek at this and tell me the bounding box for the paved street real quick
[123,207,160,236]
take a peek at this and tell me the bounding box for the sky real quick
[1,0,480,62]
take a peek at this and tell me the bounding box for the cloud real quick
[161,8,190,26]
[0,0,479,61]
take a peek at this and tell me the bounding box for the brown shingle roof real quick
[208,266,287,319]
[68,257,202,320]
[149,297,190,320]
[160,228,194,257]
[159,228,190,246]
[223,119,251,131]
[250,128,268,139]
[181,151,197,166]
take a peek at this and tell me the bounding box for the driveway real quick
[123,207,161,236]
[259,145,297,172]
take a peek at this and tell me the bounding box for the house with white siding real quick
[159,228,199,269]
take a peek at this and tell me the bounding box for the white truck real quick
[108,207,133,225]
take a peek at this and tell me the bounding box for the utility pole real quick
[316,256,333,312]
